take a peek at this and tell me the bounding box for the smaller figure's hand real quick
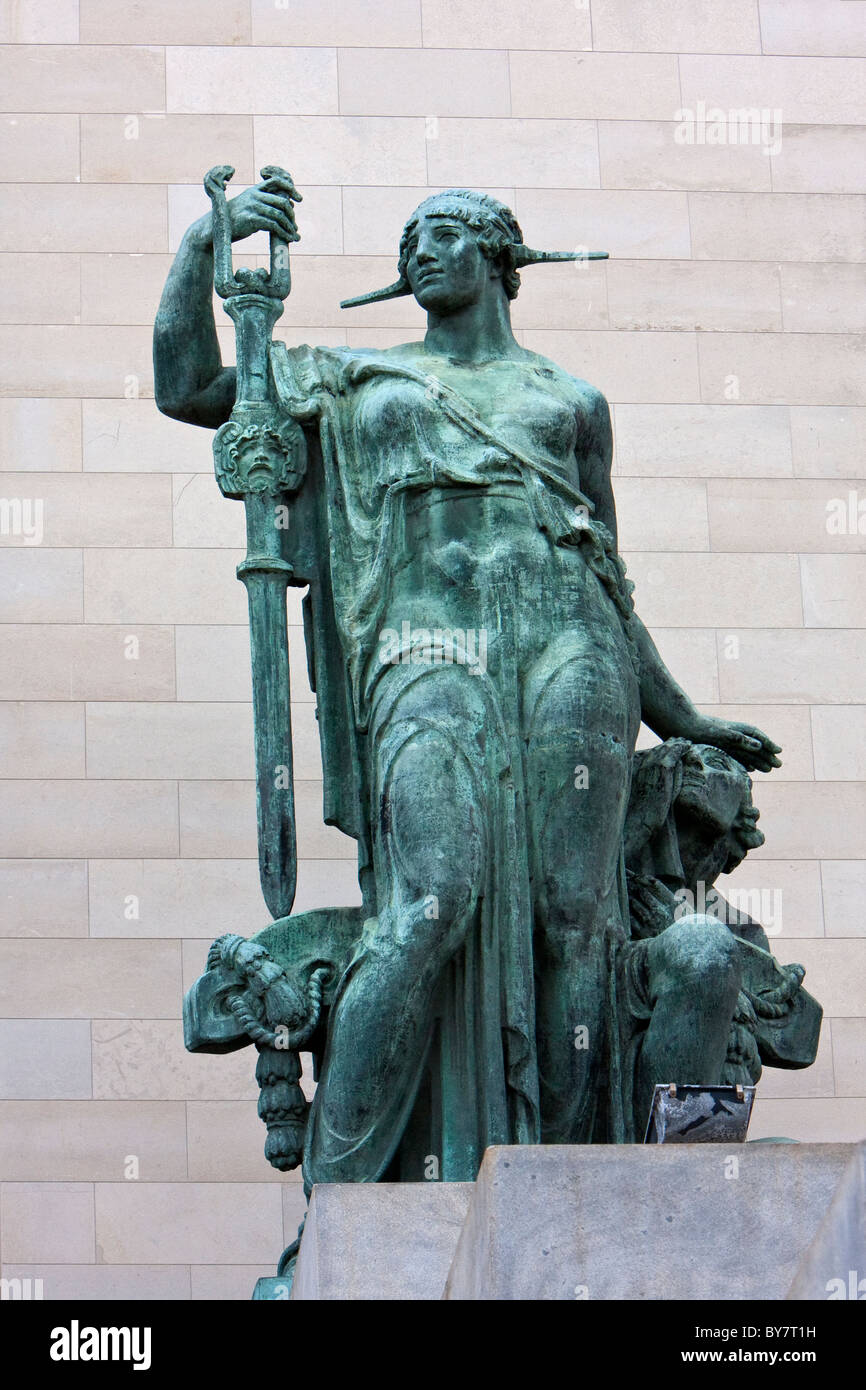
[628,873,681,938]
[688,717,782,774]
[195,171,302,248]
[623,737,690,860]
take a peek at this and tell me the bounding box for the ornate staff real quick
[205,164,305,920]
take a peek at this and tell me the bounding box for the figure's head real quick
[397,190,524,313]
[673,743,764,888]
[338,190,606,311]
[626,739,765,893]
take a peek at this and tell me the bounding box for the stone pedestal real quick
[787,1144,866,1300]
[444,1144,855,1300]
[290,1180,472,1301]
[284,1142,864,1300]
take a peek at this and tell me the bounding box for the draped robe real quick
[269,341,643,1182]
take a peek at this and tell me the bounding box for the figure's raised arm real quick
[153,172,300,429]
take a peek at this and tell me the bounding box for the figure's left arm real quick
[577,387,782,774]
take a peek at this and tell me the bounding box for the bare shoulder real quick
[381,340,428,361]
[519,347,611,434]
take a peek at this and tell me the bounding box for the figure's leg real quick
[527,628,640,1144]
[304,669,486,1186]
[633,914,742,1129]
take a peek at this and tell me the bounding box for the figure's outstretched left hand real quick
[687,716,782,773]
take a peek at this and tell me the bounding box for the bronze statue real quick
[155,170,818,1212]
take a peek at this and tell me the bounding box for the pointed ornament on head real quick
[339,188,608,309]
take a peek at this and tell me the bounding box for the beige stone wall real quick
[0,0,864,1300]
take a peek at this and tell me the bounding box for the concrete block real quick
[94,1182,282,1264]
[822,862,866,938]
[0,116,79,182]
[0,45,164,113]
[80,0,250,45]
[0,0,78,42]
[698,333,865,407]
[750,784,866,862]
[0,859,88,939]
[831,1018,866,1096]
[0,549,82,622]
[178,779,356,860]
[716,630,866,705]
[254,116,427,186]
[717,858,823,940]
[0,399,81,472]
[0,1020,91,1099]
[613,404,792,479]
[591,0,761,52]
[0,940,182,1019]
[599,120,772,192]
[0,1100,187,1181]
[0,780,178,858]
[1,184,166,254]
[252,0,421,47]
[427,118,599,190]
[92,1018,258,1101]
[1,1182,94,1264]
[421,0,591,50]
[679,55,865,126]
[624,552,802,628]
[517,188,691,260]
[292,1182,472,1300]
[510,53,680,121]
[781,265,866,333]
[339,48,510,118]
[83,548,249,624]
[802,555,866,626]
[444,1144,854,1300]
[772,126,865,196]
[689,193,864,263]
[788,1144,866,1298]
[524,330,699,404]
[166,46,337,116]
[607,260,781,332]
[812,706,866,781]
[0,625,174,702]
[0,472,172,547]
[0,325,155,395]
[0,252,80,324]
[749,1098,865,1142]
[81,114,254,185]
[759,1,866,57]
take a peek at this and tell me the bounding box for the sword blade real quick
[239,551,296,920]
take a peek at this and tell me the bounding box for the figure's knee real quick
[648,915,742,1003]
[362,890,476,988]
[378,728,484,887]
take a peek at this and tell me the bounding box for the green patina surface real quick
[156,171,820,1206]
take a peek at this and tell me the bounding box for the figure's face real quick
[673,744,749,889]
[404,213,502,313]
[677,745,745,830]
[236,435,282,491]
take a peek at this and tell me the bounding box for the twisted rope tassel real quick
[256,1043,308,1172]
[207,934,330,1168]
[746,962,805,1020]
